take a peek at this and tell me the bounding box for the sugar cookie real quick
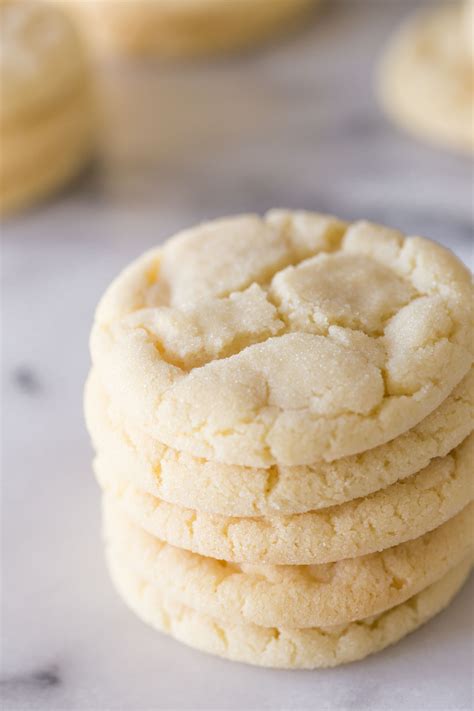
[106,552,472,669]
[91,212,473,468]
[86,369,473,516]
[97,435,473,565]
[378,1,474,153]
[58,0,316,58]
[0,1,95,215]
[104,498,473,629]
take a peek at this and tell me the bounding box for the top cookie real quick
[91,211,473,467]
[0,0,87,125]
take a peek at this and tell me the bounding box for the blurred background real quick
[1,1,473,710]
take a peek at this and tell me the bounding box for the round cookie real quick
[104,498,473,629]
[0,1,95,215]
[58,0,316,58]
[1,85,94,216]
[466,0,474,60]
[0,0,88,124]
[90,211,473,468]
[106,553,473,669]
[86,368,473,516]
[97,435,474,565]
[378,1,474,153]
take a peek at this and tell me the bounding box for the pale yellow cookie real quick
[58,0,316,58]
[0,1,95,215]
[104,498,473,629]
[0,83,94,216]
[90,211,473,468]
[378,1,474,153]
[465,0,474,60]
[97,435,474,565]
[106,552,472,669]
[86,368,473,516]
[0,0,88,124]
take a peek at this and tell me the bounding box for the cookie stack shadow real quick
[85,210,473,669]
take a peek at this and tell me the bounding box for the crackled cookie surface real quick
[86,369,473,516]
[91,211,473,467]
[104,498,473,629]
[107,553,472,669]
[59,0,315,57]
[97,435,473,565]
[379,1,474,153]
[0,1,94,215]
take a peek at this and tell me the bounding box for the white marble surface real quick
[1,1,473,710]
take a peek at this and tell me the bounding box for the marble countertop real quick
[2,1,473,709]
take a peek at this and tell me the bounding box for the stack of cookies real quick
[86,211,473,669]
[0,0,95,216]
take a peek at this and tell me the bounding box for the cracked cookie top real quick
[0,1,87,125]
[90,211,473,466]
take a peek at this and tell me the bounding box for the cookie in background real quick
[0,0,96,216]
[56,0,317,58]
[378,0,474,153]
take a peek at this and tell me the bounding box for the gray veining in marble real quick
[1,1,473,709]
